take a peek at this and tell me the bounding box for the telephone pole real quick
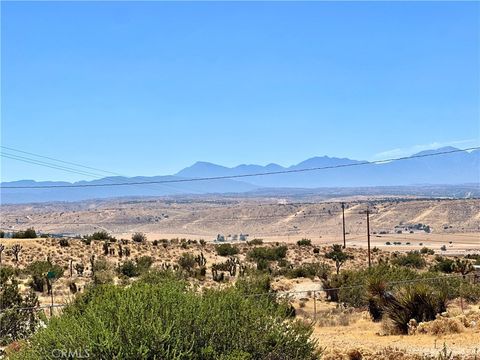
[341,203,346,248]
[366,208,371,268]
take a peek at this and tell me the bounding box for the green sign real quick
[47,271,56,279]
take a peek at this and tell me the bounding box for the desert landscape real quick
[2,196,479,251]
[1,196,479,359]
[2,1,479,359]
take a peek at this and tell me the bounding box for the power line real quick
[0,145,121,176]
[2,146,478,189]
[1,153,107,179]
[1,148,205,195]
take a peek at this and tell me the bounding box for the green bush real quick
[420,247,435,255]
[117,257,153,278]
[391,251,426,269]
[132,232,147,243]
[247,238,263,246]
[247,246,287,262]
[12,274,319,360]
[277,262,330,280]
[215,243,239,256]
[87,231,113,241]
[59,239,69,247]
[178,253,197,274]
[12,228,37,239]
[431,256,454,273]
[297,238,312,246]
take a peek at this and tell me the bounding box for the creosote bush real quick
[391,251,426,269]
[297,238,312,247]
[132,232,147,243]
[247,245,287,262]
[215,243,239,256]
[12,272,319,360]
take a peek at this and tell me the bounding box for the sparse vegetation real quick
[11,273,319,360]
[297,238,312,246]
[132,232,147,243]
[391,251,426,269]
[325,244,353,274]
[12,228,37,239]
[215,243,239,256]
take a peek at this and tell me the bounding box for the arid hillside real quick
[1,197,479,253]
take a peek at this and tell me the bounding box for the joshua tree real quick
[124,247,131,257]
[195,252,207,267]
[226,257,238,276]
[452,259,474,279]
[69,259,74,277]
[74,263,85,276]
[325,244,353,275]
[90,254,95,277]
[12,244,23,266]
[103,241,110,256]
[118,244,123,258]
[0,244,4,265]
[211,265,225,282]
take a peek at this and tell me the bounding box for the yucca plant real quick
[383,283,447,334]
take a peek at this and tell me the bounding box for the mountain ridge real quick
[1,147,478,203]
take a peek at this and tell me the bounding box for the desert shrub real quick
[92,270,114,285]
[87,231,112,241]
[247,246,287,262]
[92,258,110,273]
[117,260,139,278]
[215,243,239,256]
[59,239,69,247]
[0,231,4,238]
[117,256,153,278]
[323,264,420,308]
[391,251,426,269]
[136,256,153,273]
[440,245,447,251]
[199,239,207,246]
[420,247,435,255]
[431,256,454,273]
[247,238,263,246]
[12,228,37,239]
[132,232,147,243]
[178,253,196,273]
[297,238,312,247]
[280,262,330,280]
[12,275,318,360]
[313,247,320,254]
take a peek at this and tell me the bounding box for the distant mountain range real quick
[1,147,479,204]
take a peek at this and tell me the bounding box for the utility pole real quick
[341,203,346,248]
[366,208,371,268]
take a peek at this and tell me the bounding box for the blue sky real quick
[1,1,479,182]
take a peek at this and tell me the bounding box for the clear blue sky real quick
[1,1,479,182]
